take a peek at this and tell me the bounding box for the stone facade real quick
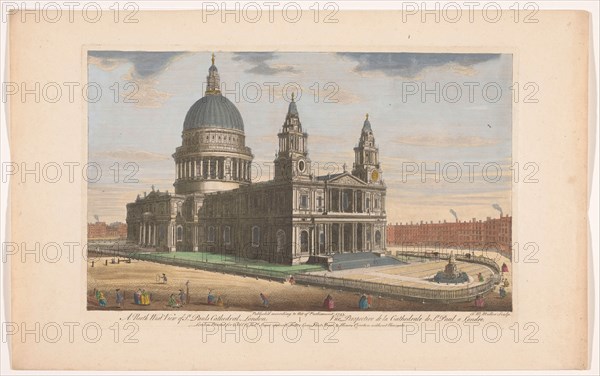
[126,56,387,264]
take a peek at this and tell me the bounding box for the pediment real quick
[328,173,367,186]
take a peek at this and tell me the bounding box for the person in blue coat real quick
[359,294,369,310]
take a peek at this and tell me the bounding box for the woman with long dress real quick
[98,292,107,307]
[359,295,368,310]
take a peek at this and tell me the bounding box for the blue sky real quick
[88,51,512,224]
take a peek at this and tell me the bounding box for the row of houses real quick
[88,222,128,240]
[386,215,512,255]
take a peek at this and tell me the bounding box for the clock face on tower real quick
[371,170,379,182]
[298,159,306,173]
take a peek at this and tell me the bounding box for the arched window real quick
[251,226,260,247]
[276,229,286,253]
[223,226,231,245]
[207,226,215,242]
[176,226,183,242]
[300,230,309,253]
[375,230,382,247]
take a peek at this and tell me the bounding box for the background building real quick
[88,221,128,240]
[386,215,512,255]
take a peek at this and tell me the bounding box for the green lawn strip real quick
[137,251,324,274]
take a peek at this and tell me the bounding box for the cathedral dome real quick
[183,95,244,131]
[183,54,245,132]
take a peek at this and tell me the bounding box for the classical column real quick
[352,223,357,252]
[225,157,232,180]
[141,222,146,245]
[339,224,344,253]
[193,160,196,179]
[199,158,203,178]
[153,223,157,246]
[167,223,171,248]
[207,159,212,179]
[139,222,142,244]
[193,226,198,252]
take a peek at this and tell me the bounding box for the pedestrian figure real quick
[475,294,485,308]
[168,294,180,308]
[501,262,509,273]
[367,294,373,308]
[259,293,269,308]
[98,291,107,307]
[115,289,124,308]
[140,290,151,305]
[133,289,141,305]
[499,286,507,298]
[207,290,216,305]
[185,280,190,304]
[323,294,334,310]
[91,261,95,267]
[179,289,186,306]
[359,294,369,310]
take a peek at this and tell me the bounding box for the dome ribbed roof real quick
[183,95,244,131]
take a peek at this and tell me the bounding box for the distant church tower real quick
[352,114,383,184]
[274,94,312,181]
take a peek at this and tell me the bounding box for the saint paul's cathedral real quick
[126,56,387,265]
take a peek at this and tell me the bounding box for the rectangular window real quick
[300,194,309,209]
[342,191,349,211]
[316,196,324,212]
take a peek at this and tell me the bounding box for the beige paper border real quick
[8,10,589,370]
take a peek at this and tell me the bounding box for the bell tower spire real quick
[274,94,311,181]
[352,113,382,184]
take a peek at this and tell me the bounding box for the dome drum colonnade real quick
[173,54,254,195]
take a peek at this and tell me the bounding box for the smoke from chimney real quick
[449,209,458,221]
[492,204,503,217]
